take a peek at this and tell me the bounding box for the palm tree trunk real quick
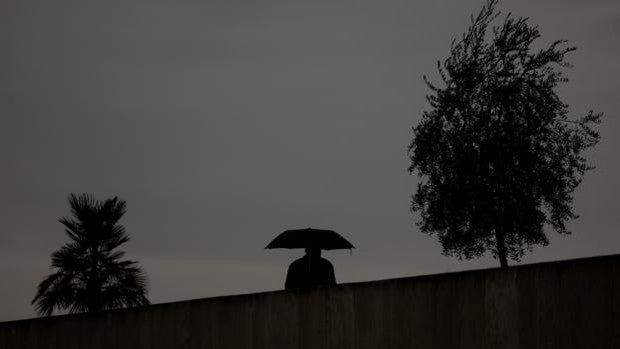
[495,228,508,268]
[88,245,102,312]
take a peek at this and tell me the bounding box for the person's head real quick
[305,247,321,258]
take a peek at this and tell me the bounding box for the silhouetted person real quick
[285,247,336,290]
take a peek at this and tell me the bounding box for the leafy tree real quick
[32,193,149,316]
[407,0,601,268]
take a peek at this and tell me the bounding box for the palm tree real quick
[32,193,150,316]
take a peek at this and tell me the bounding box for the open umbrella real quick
[265,228,354,250]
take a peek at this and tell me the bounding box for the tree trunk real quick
[495,228,509,268]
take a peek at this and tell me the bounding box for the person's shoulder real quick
[318,257,334,268]
[290,256,307,267]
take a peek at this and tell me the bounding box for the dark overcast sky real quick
[1,0,618,321]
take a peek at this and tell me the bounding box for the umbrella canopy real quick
[265,228,354,250]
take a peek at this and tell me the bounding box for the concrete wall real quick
[2,254,619,349]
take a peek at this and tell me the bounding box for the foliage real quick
[32,193,149,316]
[407,0,601,267]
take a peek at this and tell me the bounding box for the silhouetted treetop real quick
[32,193,149,316]
[408,0,601,268]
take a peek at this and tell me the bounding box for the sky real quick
[1,0,619,321]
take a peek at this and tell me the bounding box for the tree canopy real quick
[32,193,149,316]
[407,0,601,267]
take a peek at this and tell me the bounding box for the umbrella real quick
[265,228,354,250]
